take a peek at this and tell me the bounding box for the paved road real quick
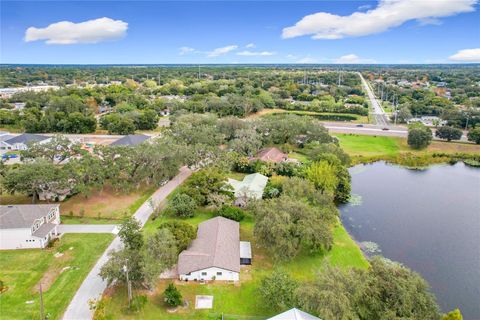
[322,122,408,137]
[358,72,389,127]
[62,166,192,320]
[58,225,118,234]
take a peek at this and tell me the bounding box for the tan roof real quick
[254,147,287,163]
[178,217,240,274]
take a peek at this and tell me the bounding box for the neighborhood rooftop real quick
[253,147,288,163]
[0,204,60,229]
[267,308,321,320]
[4,133,49,145]
[178,216,240,275]
[110,134,150,146]
[228,173,268,200]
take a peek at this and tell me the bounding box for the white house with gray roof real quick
[0,204,60,250]
[228,173,268,207]
[178,216,251,282]
[268,308,321,320]
[0,133,50,151]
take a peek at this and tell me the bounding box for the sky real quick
[1,0,480,64]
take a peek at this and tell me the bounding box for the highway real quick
[358,72,389,127]
[322,122,408,137]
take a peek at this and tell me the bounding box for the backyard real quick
[0,233,114,320]
[101,204,368,319]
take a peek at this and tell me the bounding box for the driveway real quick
[58,225,118,234]
[62,166,192,320]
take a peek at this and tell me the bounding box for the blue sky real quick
[1,0,479,64]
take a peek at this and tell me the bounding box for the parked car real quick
[382,127,390,131]
[356,124,364,127]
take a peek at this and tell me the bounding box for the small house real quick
[110,134,150,147]
[267,308,321,320]
[0,133,50,151]
[178,217,250,282]
[228,173,268,207]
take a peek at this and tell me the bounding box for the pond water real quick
[340,162,480,319]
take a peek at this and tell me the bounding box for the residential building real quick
[110,134,150,146]
[252,147,288,163]
[267,308,321,320]
[178,217,251,282]
[0,133,50,151]
[0,204,61,250]
[227,173,268,206]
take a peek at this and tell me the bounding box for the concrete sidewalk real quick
[62,166,192,320]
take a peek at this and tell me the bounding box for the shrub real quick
[435,126,463,141]
[467,127,480,144]
[129,295,148,312]
[217,206,245,222]
[159,221,196,252]
[168,193,197,218]
[164,283,182,307]
[408,124,432,149]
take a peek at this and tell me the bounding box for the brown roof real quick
[254,147,288,163]
[178,217,240,274]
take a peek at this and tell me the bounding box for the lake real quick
[340,162,480,319]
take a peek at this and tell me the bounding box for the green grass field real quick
[101,208,367,319]
[0,234,114,320]
[334,134,402,157]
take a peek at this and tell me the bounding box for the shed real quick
[240,241,252,265]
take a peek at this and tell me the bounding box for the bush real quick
[164,283,182,307]
[217,206,245,222]
[408,124,432,149]
[168,193,197,218]
[159,221,196,252]
[467,127,480,144]
[435,126,463,141]
[129,295,147,312]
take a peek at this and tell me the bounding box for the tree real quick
[408,123,432,149]
[99,248,144,286]
[259,270,298,311]
[229,128,262,156]
[442,309,463,320]
[118,218,144,251]
[397,106,413,123]
[164,283,182,307]
[435,126,463,141]
[467,127,480,144]
[142,228,178,287]
[304,161,339,197]
[2,159,72,202]
[167,193,197,218]
[181,169,233,206]
[159,221,196,252]
[253,195,333,260]
[21,135,84,164]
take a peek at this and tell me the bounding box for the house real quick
[228,173,268,206]
[178,217,251,282]
[110,134,150,146]
[0,133,50,151]
[267,308,321,320]
[0,204,61,250]
[252,147,288,163]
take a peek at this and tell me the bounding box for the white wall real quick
[0,228,43,250]
[179,267,239,282]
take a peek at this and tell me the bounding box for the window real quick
[216,272,222,276]
[201,272,207,276]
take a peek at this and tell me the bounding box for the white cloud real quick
[282,0,477,40]
[358,4,372,11]
[335,54,375,64]
[245,43,256,48]
[207,45,238,57]
[25,17,128,44]
[179,46,195,55]
[237,50,276,56]
[449,48,480,62]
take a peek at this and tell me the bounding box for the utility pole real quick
[39,283,45,320]
[124,259,132,308]
[465,114,470,131]
[198,65,201,80]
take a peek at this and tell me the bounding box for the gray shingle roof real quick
[110,134,150,146]
[228,173,268,200]
[0,204,59,229]
[32,223,56,238]
[4,133,49,145]
[178,217,240,274]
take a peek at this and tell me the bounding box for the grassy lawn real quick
[0,233,114,320]
[1,186,156,223]
[101,208,367,319]
[335,134,402,157]
[334,133,480,158]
